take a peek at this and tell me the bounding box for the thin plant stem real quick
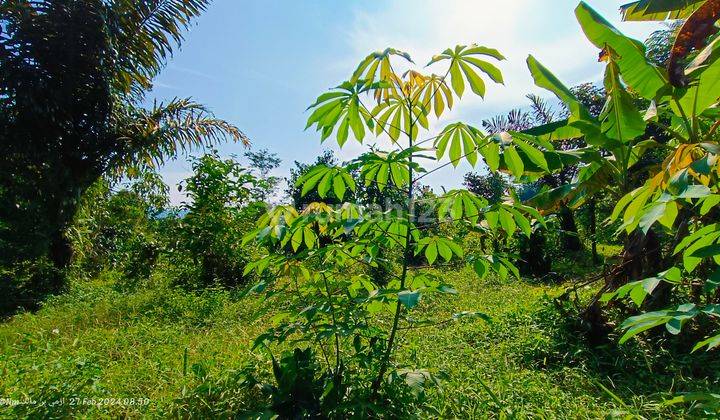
[322,273,342,374]
[672,96,696,142]
[293,276,332,370]
[413,138,493,184]
[371,93,416,397]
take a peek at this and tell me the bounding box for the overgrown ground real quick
[1,261,718,418]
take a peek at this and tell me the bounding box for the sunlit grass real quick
[0,267,716,417]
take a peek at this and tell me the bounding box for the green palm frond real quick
[112,98,249,173]
[109,0,211,95]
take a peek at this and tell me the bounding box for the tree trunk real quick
[48,230,73,270]
[519,230,551,278]
[589,199,599,265]
[559,204,582,252]
[582,229,661,344]
[646,211,691,310]
[619,229,661,286]
[46,186,81,271]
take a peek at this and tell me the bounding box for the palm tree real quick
[0,0,247,310]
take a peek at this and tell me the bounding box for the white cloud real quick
[152,81,180,91]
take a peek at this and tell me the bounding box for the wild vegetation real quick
[1,0,720,418]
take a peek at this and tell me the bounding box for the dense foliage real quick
[171,153,267,289]
[0,0,246,314]
[236,41,557,415]
[1,0,720,417]
[505,2,720,359]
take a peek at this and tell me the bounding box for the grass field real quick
[1,266,718,418]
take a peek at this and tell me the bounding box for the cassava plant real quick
[242,45,544,413]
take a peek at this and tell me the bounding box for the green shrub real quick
[172,363,264,418]
[69,171,169,287]
[0,258,65,316]
[169,154,265,290]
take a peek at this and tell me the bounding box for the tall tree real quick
[285,151,343,208]
[0,0,246,311]
[463,172,509,204]
[244,149,282,202]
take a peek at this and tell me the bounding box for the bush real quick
[66,155,268,292]
[228,348,428,419]
[172,363,264,418]
[0,258,65,316]
[169,201,265,290]
[168,154,266,290]
[69,171,169,286]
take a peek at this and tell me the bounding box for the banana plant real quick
[520,2,720,240]
[521,53,659,212]
[464,2,720,360]
[620,0,708,21]
[518,3,669,208]
[243,44,544,404]
[516,2,720,360]
[620,0,720,86]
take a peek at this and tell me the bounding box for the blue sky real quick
[152,0,661,204]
